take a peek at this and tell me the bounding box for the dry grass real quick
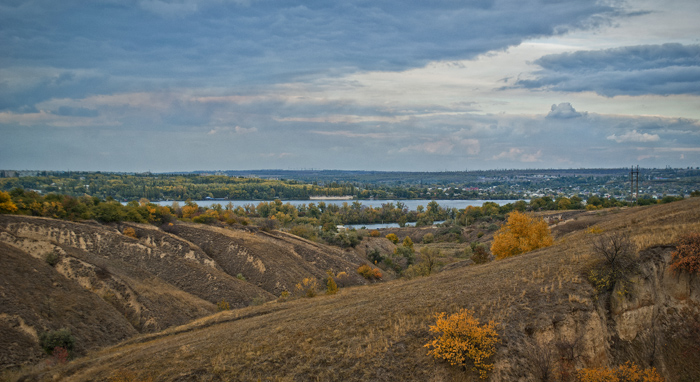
[16,198,700,382]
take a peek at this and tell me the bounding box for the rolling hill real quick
[2,198,700,381]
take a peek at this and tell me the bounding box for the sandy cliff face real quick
[496,245,700,382]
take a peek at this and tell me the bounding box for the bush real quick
[326,271,338,295]
[394,245,415,266]
[587,232,637,294]
[670,232,700,275]
[289,224,318,241]
[471,244,490,265]
[217,299,230,311]
[45,250,60,267]
[277,290,290,303]
[295,278,319,298]
[386,233,399,244]
[424,309,499,379]
[334,271,352,288]
[122,227,138,239]
[423,233,434,244]
[491,211,553,260]
[249,296,266,306]
[575,361,664,382]
[39,328,75,355]
[259,218,279,232]
[357,264,382,280]
[370,230,380,237]
[367,249,383,265]
[160,222,179,234]
[330,231,361,248]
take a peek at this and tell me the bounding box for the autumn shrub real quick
[423,233,435,244]
[326,271,338,295]
[295,277,319,298]
[575,361,664,382]
[424,309,500,379]
[585,225,604,235]
[39,328,75,356]
[491,211,553,260]
[670,232,700,275]
[46,346,69,366]
[122,227,138,239]
[386,233,399,244]
[277,290,290,302]
[192,209,219,224]
[217,299,230,311]
[370,230,380,237]
[357,264,382,280]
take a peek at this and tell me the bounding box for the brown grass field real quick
[6,198,700,381]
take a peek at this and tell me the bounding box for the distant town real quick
[1,167,698,202]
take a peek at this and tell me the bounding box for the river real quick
[148,199,523,210]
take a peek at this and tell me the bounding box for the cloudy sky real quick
[1,0,699,172]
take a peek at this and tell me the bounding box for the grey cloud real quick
[0,0,622,110]
[516,44,700,96]
[546,103,586,119]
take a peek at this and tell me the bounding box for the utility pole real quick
[630,165,639,200]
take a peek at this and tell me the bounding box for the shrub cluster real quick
[39,328,75,356]
[357,264,382,280]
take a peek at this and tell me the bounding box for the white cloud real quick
[397,138,479,156]
[492,148,542,162]
[207,125,257,135]
[546,102,586,119]
[607,129,660,143]
[521,150,543,162]
[492,148,523,160]
[311,130,392,139]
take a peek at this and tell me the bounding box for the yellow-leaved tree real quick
[0,191,18,214]
[491,211,553,260]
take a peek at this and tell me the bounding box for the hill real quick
[3,199,700,381]
[0,215,371,373]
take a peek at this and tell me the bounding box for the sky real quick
[1,0,699,172]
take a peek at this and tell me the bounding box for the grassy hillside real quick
[0,214,373,376]
[8,198,698,381]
